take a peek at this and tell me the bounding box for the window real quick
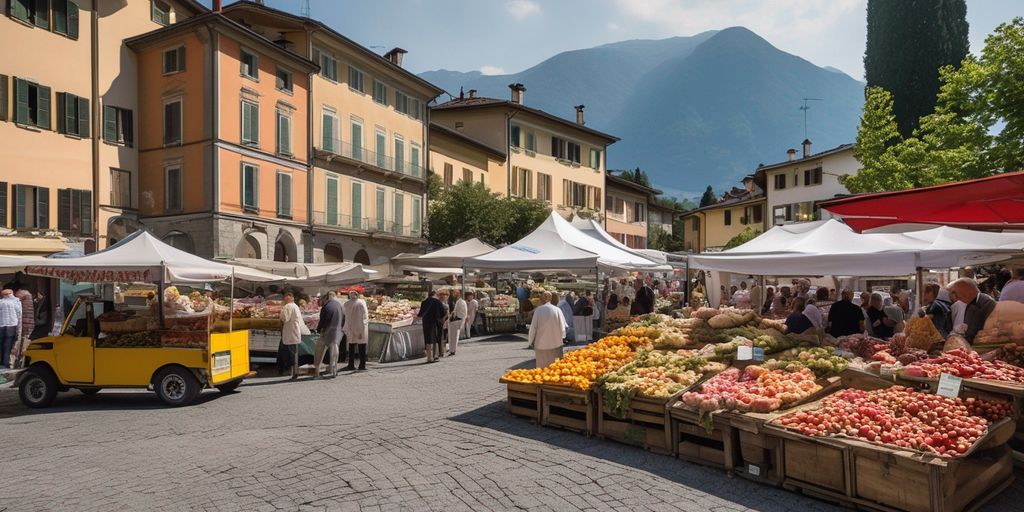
[536,173,552,202]
[11,0,52,29]
[0,182,6,227]
[321,109,337,152]
[510,125,521,147]
[443,163,453,188]
[56,188,90,234]
[240,163,258,212]
[372,80,387,105]
[276,171,292,218]
[11,185,49,230]
[395,90,410,116]
[748,204,763,224]
[163,99,181,144]
[51,0,79,39]
[348,66,363,92]
[525,131,535,152]
[567,141,581,164]
[412,197,421,235]
[393,192,404,234]
[110,169,131,208]
[804,167,823,186]
[394,136,405,173]
[162,46,185,74]
[590,149,601,170]
[551,137,566,159]
[316,49,337,81]
[241,101,259,146]
[351,119,363,160]
[724,210,732,226]
[240,49,258,79]
[634,202,645,223]
[351,181,363,229]
[325,174,339,226]
[102,105,133,146]
[151,0,170,25]
[375,129,386,168]
[410,143,421,177]
[691,218,699,231]
[56,92,88,137]
[276,110,292,156]
[0,74,7,122]
[376,187,385,230]
[511,167,532,198]
[12,78,51,129]
[164,167,181,212]
[773,173,786,190]
[462,168,472,184]
[773,205,792,225]
[275,67,293,93]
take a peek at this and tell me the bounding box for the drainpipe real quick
[90,5,99,248]
[306,27,317,262]
[207,24,220,255]
[504,110,519,199]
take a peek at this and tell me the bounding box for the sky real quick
[213,0,1023,80]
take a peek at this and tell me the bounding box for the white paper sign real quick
[748,464,761,476]
[752,347,765,362]
[737,345,753,361]
[936,373,963,398]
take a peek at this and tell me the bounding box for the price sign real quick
[737,345,753,361]
[936,373,963,398]
[752,347,765,362]
[748,464,761,476]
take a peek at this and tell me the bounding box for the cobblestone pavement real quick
[0,337,1020,511]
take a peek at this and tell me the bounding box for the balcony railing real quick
[320,138,423,178]
[312,210,422,238]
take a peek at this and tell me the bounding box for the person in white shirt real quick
[279,292,304,380]
[732,281,752,309]
[529,291,566,368]
[999,268,1024,303]
[342,291,369,371]
[0,289,23,368]
[448,289,468,356]
[463,291,479,340]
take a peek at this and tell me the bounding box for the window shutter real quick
[13,185,26,229]
[124,109,134,146]
[56,92,66,133]
[13,78,28,125]
[10,0,30,22]
[78,96,89,137]
[80,190,92,235]
[36,187,49,229]
[321,113,332,150]
[326,177,338,225]
[176,47,186,71]
[526,171,533,198]
[0,182,6,228]
[67,0,79,39]
[57,189,70,231]
[0,74,7,121]
[33,0,49,29]
[64,92,76,134]
[52,0,66,33]
[103,105,116,142]
[248,104,259,143]
[282,175,291,216]
[37,85,51,130]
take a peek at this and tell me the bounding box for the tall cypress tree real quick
[699,186,717,208]
[864,0,969,138]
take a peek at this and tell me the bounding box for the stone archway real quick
[273,231,298,262]
[324,243,344,263]
[235,235,261,259]
[162,231,195,253]
[353,249,370,265]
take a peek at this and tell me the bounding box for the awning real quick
[0,236,67,256]
[820,171,1024,232]
[227,258,375,285]
[391,238,495,269]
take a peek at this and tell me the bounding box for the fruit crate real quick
[669,406,738,471]
[596,392,677,455]
[500,378,542,422]
[732,424,785,486]
[482,314,518,334]
[540,385,596,435]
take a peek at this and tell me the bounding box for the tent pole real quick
[229,270,234,333]
[916,267,924,312]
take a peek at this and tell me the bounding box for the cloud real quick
[607,21,620,31]
[479,65,506,75]
[505,0,541,21]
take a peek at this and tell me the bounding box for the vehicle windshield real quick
[62,300,88,336]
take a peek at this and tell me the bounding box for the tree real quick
[699,186,717,208]
[724,227,760,250]
[501,196,551,244]
[647,225,674,251]
[426,181,509,246]
[864,0,969,138]
[618,167,652,188]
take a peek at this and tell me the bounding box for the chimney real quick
[509,83,526,104]
[786,148,797,161]
[383,47,407,67]
[467,89,477,99]
[802,139,812,158]
[213,0,221,12]
[459,87,464,100]
[742,176,754,192]
[574,105,585,125]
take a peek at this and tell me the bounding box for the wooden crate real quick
[501,379,541,421]
[540,385,596,435]
[596,392,675,455]
[670,407,738,470]
[772,427,857,501]
[734,427,784,486]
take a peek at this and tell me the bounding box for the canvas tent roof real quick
[391,238,495,270]
[227,258,375,285]
[570,216,678,269]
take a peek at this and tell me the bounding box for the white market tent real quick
[227,258,374,285]
[390,238,496,274]
[0,255,46,274]
[570,217,685,268]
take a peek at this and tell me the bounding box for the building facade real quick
[431,87,617,220]
[681,177,765,253]
[220,2,442,264]
[604,173,660,249]
[428,122,506,192]
[754,140,859,227]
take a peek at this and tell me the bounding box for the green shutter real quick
[36,187,48,229]
[249,105,259,143]
[321,113,332,151]
[55,91,66,132]
[103,105,117,142]
[57,188,70,230]
[52,0,66,34]
[80,190,92,235]
[13,78,28,125]
[78,96,89,137]
[36,85,51,130]
[0,182,7,228]
[0,74,7,121]
[13,185,26,228]
[326,177,338,225]
[10,0,30,22]
[64,92,77,134]
[177,47,186,71]
[66,0,78,39]
[33,0,49,29]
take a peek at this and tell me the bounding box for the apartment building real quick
[604,172,661,249]
[681,176,765,253]
[753,140,859,226]
[127,10,316,261]
[0,0,205,255]
[431,86,618,219]
[428,122,506,192]
[220,1,442,264]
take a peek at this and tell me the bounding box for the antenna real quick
[799,98,823,139]
[299,0,310,17]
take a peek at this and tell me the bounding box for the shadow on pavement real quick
[0,387,228,419]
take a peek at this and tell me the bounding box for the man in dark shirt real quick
[920,284,952,337]
[827,289,864,337]
[785,297,814,334]
[949,278,996,343]
[418,290,446,363]
[629,280,655,316]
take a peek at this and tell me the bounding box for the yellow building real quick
[431,87,618,219]
[604,173,661,249]
[428,123,507,192]
[220,2,443,264]
[681,177,765,253]
[0,0,205,254]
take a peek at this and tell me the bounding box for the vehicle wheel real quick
[19,367,58,408]
[79,388,101,395]
[215,379,242,394]
[153,367,201,407]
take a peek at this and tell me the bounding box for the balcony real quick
[312,210,421,239]
[318,138,423,179]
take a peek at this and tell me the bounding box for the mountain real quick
[420,28,865,197]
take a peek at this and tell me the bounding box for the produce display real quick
[599,349,726,417]
[776,386,1012,457]
[681,366,822,414]
[501,335,648,390]
[904,315,943,350]
[705,334,807,361]
[483,294,518,316]
[367,296,419,324]
[161,330,208,348]
[96,331,161,348]
[903,349,1024,384]
[762,346,849,378]
[981,343,1024,366]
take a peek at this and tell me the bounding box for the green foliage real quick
[617,167,652,188]
[655,195,696,212]
[724,227,760,250]
[864,0,969,137]
[503,196,553,243]
[847,18,1024,194]
[699,186,717,208]
[425,181,551,246]
[647,225,674,251]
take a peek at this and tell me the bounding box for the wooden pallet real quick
[596,392,676,455]
[540,385,596,435]
[670,407,738,471]
[501,379,541,422]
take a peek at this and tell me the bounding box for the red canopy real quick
[820,171,1024,232]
